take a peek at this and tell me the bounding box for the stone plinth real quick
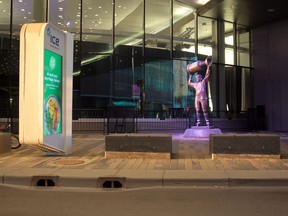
[105,133,172,159]
[183,126,222,138]
[209,134,280,159]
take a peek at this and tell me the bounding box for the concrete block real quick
[105,133,172,159]
[209,134,280,159]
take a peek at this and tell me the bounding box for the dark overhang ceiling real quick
[197,0,288,28]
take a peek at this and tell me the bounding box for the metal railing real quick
[72,109,107,132]
[1,108,265,134]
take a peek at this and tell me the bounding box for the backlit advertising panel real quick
[44,49,62,136]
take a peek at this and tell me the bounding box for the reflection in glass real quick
[145,0,171,54]
[0,0,253,118]
[82,0,113,52]
[48,0,81,76]
[115,0,143,55]
[197,17,213,57]
[173,2,195,58]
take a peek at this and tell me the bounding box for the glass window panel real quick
[224,22,233,45]
[173,59,190,108]
[0,0,10,34]
[115,0,143,55]
[172,2,195,58]
[225,35,233,45]
[1,0,20,115]
[0,0,11,78]
[113,55,144,101]
[224,22,234,64]
[48,0,81,76]
[225,66,237,112]
[0,0,12,114]
[49,0,80,35]
[13,0,45,49]
[144,59,172,107]
[241,67,252,111]
[13,0,38,31]
[225,48,234,64]
[198,44,212,56]
[81,0,112,54]
[80,55,112,99]
[145,0,171,56]
[237,25,250,67]
[225,66,252,114]
[12,0,31,89]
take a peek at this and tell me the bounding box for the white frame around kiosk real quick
[19,23,73,155]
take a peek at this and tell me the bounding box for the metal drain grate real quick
[31,175,60,187]
[98,177,127,188]
[54,159,86,166]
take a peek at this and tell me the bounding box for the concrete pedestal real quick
[183,126,222,138]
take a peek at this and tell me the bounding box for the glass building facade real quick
[0,0,252,120]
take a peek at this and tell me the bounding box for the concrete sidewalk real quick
[1,132,288,189]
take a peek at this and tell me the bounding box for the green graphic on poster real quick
[43,49,62,136]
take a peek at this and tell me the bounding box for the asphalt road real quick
[1,185,288,216]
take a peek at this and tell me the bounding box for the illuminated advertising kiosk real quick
[19,23,73,155]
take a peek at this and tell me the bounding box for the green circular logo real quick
[49,56,56,70]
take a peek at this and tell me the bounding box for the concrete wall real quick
[253,18,288,131]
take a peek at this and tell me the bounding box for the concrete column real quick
[212,20,226,117]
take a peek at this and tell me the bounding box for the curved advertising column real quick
[19,23,73,155]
